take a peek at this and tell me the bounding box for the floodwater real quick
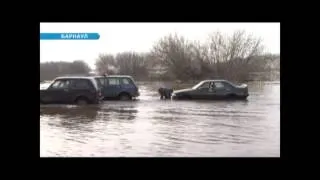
[40,81,280,157]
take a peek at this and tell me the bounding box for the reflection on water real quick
[40,81,280,157]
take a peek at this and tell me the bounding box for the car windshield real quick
[192,81,206,89]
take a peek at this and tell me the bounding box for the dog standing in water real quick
[158,87,173,99]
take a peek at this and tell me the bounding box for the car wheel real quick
[119,94,131,101]
[76,97,89,105]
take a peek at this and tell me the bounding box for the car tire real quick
[119,93,131,101]
[76,97,89,105]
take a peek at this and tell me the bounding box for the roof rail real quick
[60,74,94,77]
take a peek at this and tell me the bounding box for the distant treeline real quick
[40,60,91,81]
[40,30,280,82]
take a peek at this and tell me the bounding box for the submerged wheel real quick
[227,94,237,99]
[119,93,131,101]
[75,97,89,105]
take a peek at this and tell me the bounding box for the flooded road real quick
[40,81,280,157]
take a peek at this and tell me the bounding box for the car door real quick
[194,82,211,99]
[70,79,95,101]
[104,77,121,98]
[44,79,71,103]
[120,78,135,93]
[207,82,228,99]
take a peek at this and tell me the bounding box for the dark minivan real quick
[40,76,103,105]
[94,75,139,100]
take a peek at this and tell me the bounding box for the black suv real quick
[40,76,103,105]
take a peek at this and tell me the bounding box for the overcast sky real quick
[40,23,280,69]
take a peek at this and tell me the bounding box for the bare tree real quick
[70,60,91,74]
[206,30,265,80]
[95,52,149,80]
[151,33,214,80]
[95,54,117,75]
[115,52,148,80]
[92,30,276,82]
[152,34,194,80]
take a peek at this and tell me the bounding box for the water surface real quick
[40,81,280,157]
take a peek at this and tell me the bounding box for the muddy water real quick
[40,81,280,157]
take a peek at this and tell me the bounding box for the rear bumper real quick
[132,91,140,97]
[92,96,104,104]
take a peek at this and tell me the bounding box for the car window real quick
[99,78,105,86]
[122,78,131,85]
[108,78,120,85]
[199,82,210,89]
[95,78,105,87]
[50,80,62,89]
[222,82,233,89]
[71,79,92,89]
[50,79,70,89]
[214,82,225,89]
